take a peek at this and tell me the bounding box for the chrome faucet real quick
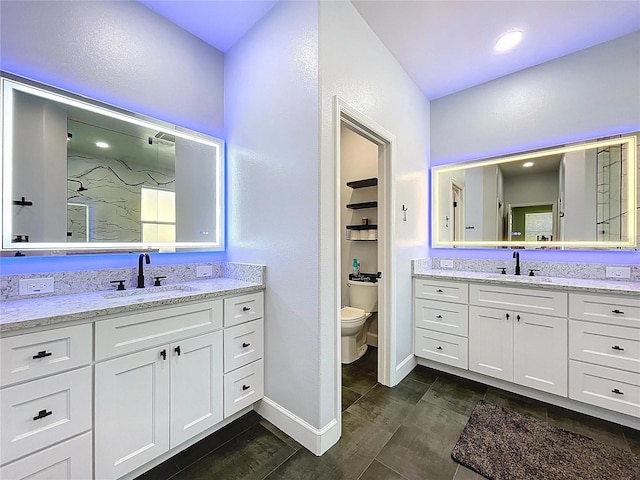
[137,253,151,288]
[512,251,521,276]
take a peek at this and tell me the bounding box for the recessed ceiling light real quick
[523,161,534,168]
[95,141,109,148]
[495,30,523,52]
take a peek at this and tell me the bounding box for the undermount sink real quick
[485,274,551,283]
[102,284,199,301]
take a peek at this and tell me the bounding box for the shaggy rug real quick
[451,400,640,480]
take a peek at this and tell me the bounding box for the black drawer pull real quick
[242,306,251,312]
[436,346,443,350]
[242,384,250,391]
[174,346,181,356]
[611,388,624,395]
[506,313,510,320]
[242,342,251,348]
[516,314,521,322]
[33,409,52,421]
[436,289,443,293]
[612,309,625,314]
[160,349,167,360]
[611,345,625,351]
[32,350,52,359]
[435,315,443,319]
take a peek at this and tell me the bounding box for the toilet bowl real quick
[341,280,378,364]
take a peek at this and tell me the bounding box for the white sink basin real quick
[102,284,199,302]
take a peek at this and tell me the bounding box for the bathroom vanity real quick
[0,279,264,480]
[413,270,640,428]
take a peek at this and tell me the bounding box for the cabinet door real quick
[513,312,567,396]
[95,347,170,480]
[170,332,223,448]
[469,306,513,382]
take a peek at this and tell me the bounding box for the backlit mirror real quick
[432,134,638,249]
[1,75,224,252]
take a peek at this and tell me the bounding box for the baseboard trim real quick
[366,332,378,347]
[256,396,340,456]
[392,353,417,386]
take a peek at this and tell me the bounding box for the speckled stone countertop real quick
[0,278,264,334]
[413,269,640,296]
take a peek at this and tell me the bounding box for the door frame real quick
[334,97,395,430]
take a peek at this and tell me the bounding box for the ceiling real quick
[140,0,640,100]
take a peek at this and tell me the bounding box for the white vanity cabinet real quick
[223,293,265,418]
[94,300,224,480]
[413,279,469,369]
[0,324,93,479]
[468,284,568,396]
[568,293,640,417]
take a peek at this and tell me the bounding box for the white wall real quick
[0,1,225,138]
[562,151,598,241]
[430,31,640,263]
[504,172,559,208]
[224,0,323,433]
[319,0,430,392]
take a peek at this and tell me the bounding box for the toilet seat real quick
[341,306,366,323]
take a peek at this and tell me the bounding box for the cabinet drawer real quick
[414,328,468,369]
[469,283,567,317]
[414,279,468,304]
[95,300,222,360]
[224,319,264,373]
[569,360,640,418]
[0,367,92,466]
[0,431,92,480]
[569,293,640,329]
[569,320,640,373]
[224,292,264,327]
[414,298,468,337]
[224,359,264,418]
[1,324,92,387]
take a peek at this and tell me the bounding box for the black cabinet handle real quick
[612,345,625,351]
[436,289,443,293]
[516,314,521,322]
[242,342,251,348]
[32,350,52,359]
[612,309,625,314]
[506,313,510,320]
[436,346,443,350]
[33,409,52,421]
[242,306,251,312]
[160,349,167,360]
[242,384,250,391]
[435,315,443,319]
[611,388,624,395]
[174,346,181,356]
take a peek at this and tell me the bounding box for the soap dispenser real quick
[353,258,360,276]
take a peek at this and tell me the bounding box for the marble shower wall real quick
[67,153,175,242]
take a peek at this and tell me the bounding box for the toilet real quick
[341,279,378,364]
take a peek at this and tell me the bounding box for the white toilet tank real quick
[348,280,378,312]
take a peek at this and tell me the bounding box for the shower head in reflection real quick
[68,179,88,192]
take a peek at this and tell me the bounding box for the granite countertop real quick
[413,269,640,296]
[0,278,264,334]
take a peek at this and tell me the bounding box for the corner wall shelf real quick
[346,178,377,189]
[346,201,377,210]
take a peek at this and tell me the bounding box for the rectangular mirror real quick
[1,74,224,252]
[432,134,638,249]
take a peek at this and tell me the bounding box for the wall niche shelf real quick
[346,225,378,230]
[346,178,377,189]
[346,201,377,210]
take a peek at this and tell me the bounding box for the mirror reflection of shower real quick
[596,143,625,241]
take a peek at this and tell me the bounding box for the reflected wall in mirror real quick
[432,134,638,249]
[1,75,224,252]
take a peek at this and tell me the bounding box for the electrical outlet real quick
[19,277,54,295]
[196,265,213,278]
[605,266,631,279]
[440,259,454,268]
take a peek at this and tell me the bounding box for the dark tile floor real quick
[136,347,639,480]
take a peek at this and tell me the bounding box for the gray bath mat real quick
[451,400,639,480]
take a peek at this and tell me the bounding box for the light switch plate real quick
[440,259,454,268]
[196,265,213,278]
[19,277,54,295]
[605,266,631,279]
